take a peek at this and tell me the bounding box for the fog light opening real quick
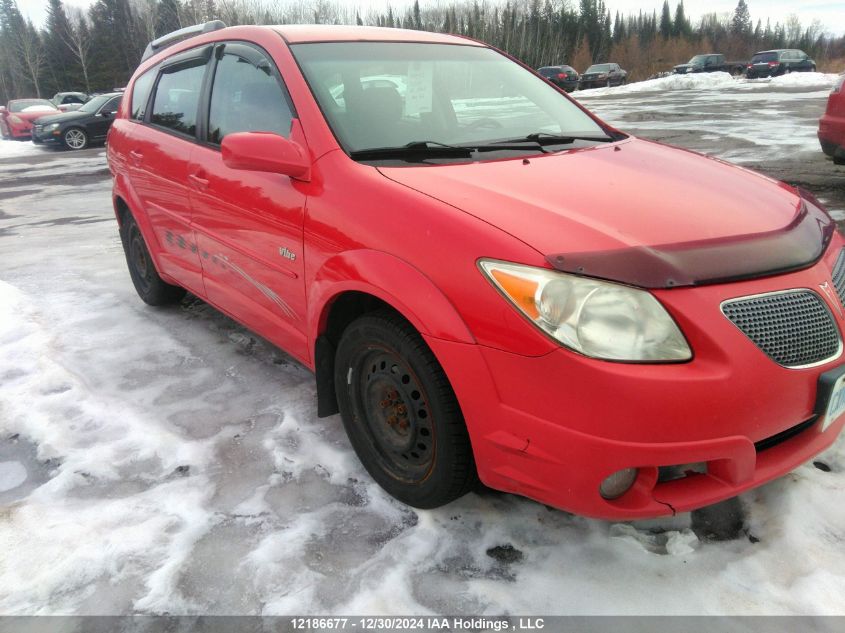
[600,467,638,500]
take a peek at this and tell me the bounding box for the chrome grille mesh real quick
[722,290,840,367]
[832,249,845,308]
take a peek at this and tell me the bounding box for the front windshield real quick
[292,42,610,156]
[585,64,614,73]
[10,99,55,112]
[688,55,709,64]
[78,95,112,113]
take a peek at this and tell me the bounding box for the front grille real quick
[722,290,841,367]
[832,249,845,308]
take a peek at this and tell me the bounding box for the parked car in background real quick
[579,63,626,89]
[32,92,122,150]
[747,49,816,78]
[819,74,845,165]
[109,23,845,520]
[537,65,579,92]
[673,54,746,76]
[0,98,60,139]
[52,91,90,112]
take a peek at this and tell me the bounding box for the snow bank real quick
[577,71,839,98]
[0,138,42,158]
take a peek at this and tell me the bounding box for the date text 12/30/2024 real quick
[290,617,546,631]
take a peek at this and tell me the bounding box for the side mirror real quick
[0,106,7,114]
[221,131,310,180]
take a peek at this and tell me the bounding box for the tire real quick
[63,127,88,150]
[334,310,477,509]
[119,212,185,306]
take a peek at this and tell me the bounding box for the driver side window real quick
[207,44,293,145]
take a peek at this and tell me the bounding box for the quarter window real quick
[207,45,293,145]
[151,60,207,136]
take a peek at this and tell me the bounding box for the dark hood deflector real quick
[545,195,834,289]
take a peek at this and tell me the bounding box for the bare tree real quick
[15,20,46,97]
[63,8,93,94]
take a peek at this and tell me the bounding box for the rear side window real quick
[207,44,293,145]
[151,60,207,136]
[131,68,156,120]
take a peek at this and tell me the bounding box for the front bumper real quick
[31,127,62,145]
[426,244,845,519]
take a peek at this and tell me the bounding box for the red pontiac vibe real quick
[819,73,845,164]
[0,98,60,139]
[107,23,845,520]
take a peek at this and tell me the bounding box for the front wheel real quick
[334,311,477,509]
[63,127,88,150]
[119,213,185,305]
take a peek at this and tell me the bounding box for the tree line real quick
[1,0,843,103]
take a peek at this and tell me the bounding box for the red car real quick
[0,98,60,139]
[819,74,845,164]
[108,23,845,520]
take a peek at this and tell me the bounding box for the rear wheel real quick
[334,311,477,509]
[119,213,185,305]
[63,127,88,150]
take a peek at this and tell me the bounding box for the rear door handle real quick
[188,173,209,190]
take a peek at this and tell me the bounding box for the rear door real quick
[189,41,309,361]
[128,47,211,294]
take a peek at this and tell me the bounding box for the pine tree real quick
[731,0,751,36]
[659,0,672,39]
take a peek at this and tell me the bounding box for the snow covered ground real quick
[1,72,844,617]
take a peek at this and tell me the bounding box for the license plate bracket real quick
[814,364,845,432]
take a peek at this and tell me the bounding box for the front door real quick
[189,42,309,362]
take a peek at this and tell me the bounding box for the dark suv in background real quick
[537,65,579,92]
[579,63,627,89]
[747,49,816,78]
[32,92,122,150]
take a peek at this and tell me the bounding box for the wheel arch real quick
[309,250,475,417]
[112,182,172,284]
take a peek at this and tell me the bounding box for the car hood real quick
[34,110,88,125]
[378,138,831,288]
[674,63,698,70]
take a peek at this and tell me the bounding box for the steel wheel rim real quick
[354,348,435,481]
[128,227,152,292]
[65,129,85,149]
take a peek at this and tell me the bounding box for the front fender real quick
[308,249,475,360]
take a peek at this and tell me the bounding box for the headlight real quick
[43,123,59,132]
[9,115,22,124]
[479,259,691,362]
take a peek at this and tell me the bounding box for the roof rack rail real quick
[141,20,226,62]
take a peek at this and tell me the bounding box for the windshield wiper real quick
[491,132,614,145]
[350,141,473,161]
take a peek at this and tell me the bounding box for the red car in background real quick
[109,23,845,520]
[0,98,60,139]
[819,74,845,164]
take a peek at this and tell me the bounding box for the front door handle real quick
[188,173,209,190]
[128,150,143,166]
